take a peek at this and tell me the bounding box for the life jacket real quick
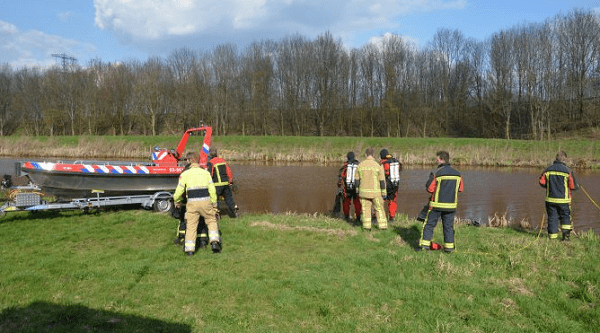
[382,157,401,188]
[342,160,359,190]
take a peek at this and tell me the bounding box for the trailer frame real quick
[0,188,174,215]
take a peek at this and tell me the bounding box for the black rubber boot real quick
[211,241,222,253]
[198,237,208,249]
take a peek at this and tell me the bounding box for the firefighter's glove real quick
[175,202,182,209]
[170,208,181,220]
[230,182,239,194]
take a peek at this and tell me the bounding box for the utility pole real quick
[51,53,77,72]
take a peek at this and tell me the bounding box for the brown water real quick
[230,162,600,234]
[2,158,600,234]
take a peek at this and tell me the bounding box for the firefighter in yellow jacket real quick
[355,147,388,230]
[173,153,221,256]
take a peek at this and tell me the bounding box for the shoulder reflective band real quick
[545,171,571,203]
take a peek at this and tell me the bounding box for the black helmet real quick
[346,151,355,161]
[379,149,388,160]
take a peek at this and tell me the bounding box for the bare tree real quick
[557,9,600,124]
[428,28,469,134]
[380,34,410,137]
[240,41,274,135]
[131,58,172,135]
[487,30,515,139]
[167,47,199,133]
[0,64,12,136]
[211,44,239,135]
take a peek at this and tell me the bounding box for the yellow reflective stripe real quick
[430,202,458,209]
[213,162,228,186]
[546,171,569,177]
[184,240,196,251]
[546,197,570,204]
[430,175,460,209]
[561,224,573,230]
[361,189,380,193]
[549,233,559,239]
[544,171,570,203]
[418,212,429,247]
[444,242,454,249]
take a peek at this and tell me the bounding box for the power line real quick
[51,53,77,71]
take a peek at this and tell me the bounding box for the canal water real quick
[2,158,600,234]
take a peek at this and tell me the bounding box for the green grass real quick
[1,209,599,332]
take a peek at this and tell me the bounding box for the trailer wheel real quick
[153,198,173,213]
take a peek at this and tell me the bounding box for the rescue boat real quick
[20,126,213,200]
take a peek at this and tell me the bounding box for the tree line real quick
[0,9,599,139]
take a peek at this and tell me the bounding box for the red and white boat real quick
[20,126,213,200]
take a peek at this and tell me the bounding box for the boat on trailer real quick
[19,126,213,201]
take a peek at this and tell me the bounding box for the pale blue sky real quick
[1,0,598,69]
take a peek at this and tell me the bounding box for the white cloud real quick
[0,20,96,69]
[93,0,466,49]
[0,20,18,34]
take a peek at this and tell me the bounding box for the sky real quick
[1,0,599,69]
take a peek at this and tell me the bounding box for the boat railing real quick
[72,160,155,166]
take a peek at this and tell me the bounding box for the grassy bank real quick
[1,210,599,332]
[0,135,599,168]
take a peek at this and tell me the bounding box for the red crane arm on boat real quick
[175,126,213,168]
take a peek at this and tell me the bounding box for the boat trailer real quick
[1,176,174,215]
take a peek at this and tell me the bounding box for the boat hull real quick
[21,162,184,199]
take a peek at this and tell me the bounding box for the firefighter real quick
[173,152,209,248]
[379,149,401,223]
[338,151,362,223]
[207,147,238,218]
[418,151,464,253]
[174,153,221,256]
[539,151,579,241]
[355,148,387,230]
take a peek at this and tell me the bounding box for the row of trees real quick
[1,9,599,139]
